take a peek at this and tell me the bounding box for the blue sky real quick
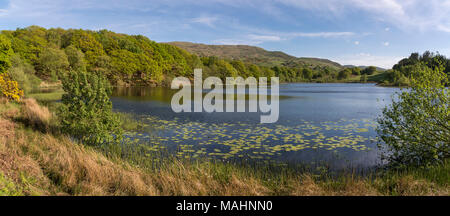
[1,0,450,68]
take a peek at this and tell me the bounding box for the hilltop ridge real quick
[166,41,343,70]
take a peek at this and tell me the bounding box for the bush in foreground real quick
[377,63,449,168]
[59,70,123,146]
[0,73,24,102]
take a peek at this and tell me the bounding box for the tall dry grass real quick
[20,98,51,129]
[0,117,158,195]
[1,123,448,195]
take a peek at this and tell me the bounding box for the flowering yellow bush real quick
[0,73,24,102]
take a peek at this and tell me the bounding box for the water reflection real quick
[111,83,398,170]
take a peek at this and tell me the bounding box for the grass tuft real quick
[21,98,52,130]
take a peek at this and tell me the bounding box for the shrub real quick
[0,34,13,74]
[8,66,42,94]
[0,73,24,102]
[362,66,377,75]
[58,70,123,146]
[377,63,449,168]
[0,34,23,101]
[9,55,42,94]
[337,69,351,80]
[360,74,368,83]
[352,67,361,76]
[36,47,69,80]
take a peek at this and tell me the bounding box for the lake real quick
[111,83,398,170]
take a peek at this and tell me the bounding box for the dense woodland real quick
[1,26,450,93]
[0,26,384,90]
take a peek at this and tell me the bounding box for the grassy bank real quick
[27,88,64,102]
[0,99,448,196]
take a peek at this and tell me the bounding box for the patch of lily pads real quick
[123,115,379,162]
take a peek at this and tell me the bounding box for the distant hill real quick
[343,65,387,71]
[166,41,343,70]
[3,26,395,87]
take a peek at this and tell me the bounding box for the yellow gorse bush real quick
[0,73,24,102]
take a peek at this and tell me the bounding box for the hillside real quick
[343,65,387,71]
[166,42,343,70]
[2,26,345,87]
[1,26,394,88]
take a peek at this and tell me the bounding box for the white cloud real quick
[437,24,450,33]
[214,34,281,45]
[191,16,218,27]
[214,0,450,33]
[273,0,450,33]
[213,39,260,45]
[383,41,389,46]
[248,34,282,42]
[286,31,354,38]
[214,30,355,45]
[332,53,403,69]
[385,27,390,31]
[4,0,450,33]
[354,41,360,45]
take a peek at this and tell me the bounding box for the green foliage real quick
[8,54,42,94]
[64,45,86,72]
[0,34,13,74]
[393,51,450,77]
[0,173,23,196]
[302,68,313,80]
[360,74,367,83]
[384,70,410,86]
[28,89,64,102]
[90,55,113,80]
[4,26,427,86]
[351,67,361,75]
[337,68,352,80]
[246,64,260,79]
[66,30,105,67]
[59,70,123,146]
[217,59,238,79]
[362,66,377,75]
[272,66,300,82]
[384,51,450,86]
[167,41,343,71]
[36,47,69,80]
[0,38,25,101]
[377,63,449,168]
[3,26,48,64]
[158,43,192,77]
[261,66,275,78]
[110,49,163,83]
[230,60,249,77]
[201,57,239,79]
[1,26,349,85]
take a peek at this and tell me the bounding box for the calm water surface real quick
[111,83,398,170]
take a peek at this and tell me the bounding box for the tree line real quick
[1,26,380,90]
[382,51,450,86]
